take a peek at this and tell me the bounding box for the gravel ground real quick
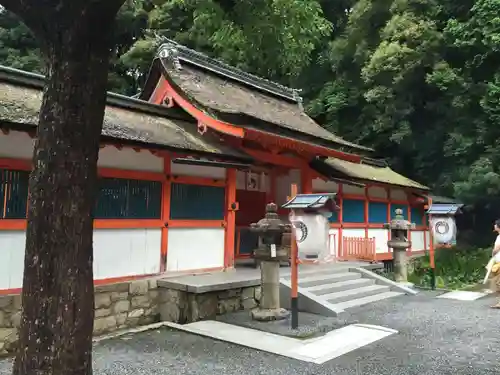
[1,291,499,375]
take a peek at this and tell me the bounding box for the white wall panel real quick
[0,231,26,290]
[171,162,226,179]
[0,131,34,160]
[98,146,163,172]
[312,178,338,193]
[411,231,425,251]
[93,228,161,279]
[368,228,389,254]
[167,228,225,272]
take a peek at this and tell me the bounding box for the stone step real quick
[304,278,375,296]
[324,285,390,304]
[298,272,361,288]
[334,291,405,310]
[281,266,353,279]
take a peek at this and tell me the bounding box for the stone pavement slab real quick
[165,320,397,364]
[437,290,487,301]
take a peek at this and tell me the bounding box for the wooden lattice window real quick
[94,177,162,219]
[170,183,225,220]
[0,169,29,219]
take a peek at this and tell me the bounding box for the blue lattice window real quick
[95,178,161,219]
[368,202,388,223]
[0,169,29,219]
[328,209,339,223]
[170,183,225,220]
[411,207,424,226]
[342,199,365,223]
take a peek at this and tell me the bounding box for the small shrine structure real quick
[0,40,433,294]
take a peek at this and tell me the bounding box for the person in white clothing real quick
[490,219,500,308]
[494,220,500,256]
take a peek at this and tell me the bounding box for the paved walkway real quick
[0,291,498,375]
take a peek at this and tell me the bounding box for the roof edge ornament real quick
[156,39,299,103]
[293,89,304,111]
[158,42,182,70]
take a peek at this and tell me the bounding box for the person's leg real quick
[490,273,500,308]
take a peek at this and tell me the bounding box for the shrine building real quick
[0,41,432,294]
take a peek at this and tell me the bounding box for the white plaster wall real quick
[98,146,163,172]
[425,230,430,250]
[276,169,301,205]
[368,186,387,199]
[166,228,225,272]
[0,228,161,290]
[342,228,366,239]
[390,189,407,201]
[93,228,161,279]
[0,131,165,173]
[328,228,339,259]
[368,228,389,254]
[411,230,425,251]
[312,178,338,193]
[236,170,246,189]
[342,184,365,195]
[0,231,25,290]
[0,131,34,160]
[171,162,226,179]
[236,170,269,192]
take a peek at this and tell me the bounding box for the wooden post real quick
[428,197,436,289]
[160,153,171,272]
[225,168,237,269]
[289,183,299,329]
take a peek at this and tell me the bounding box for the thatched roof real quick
[140,41,372,153]
[0,66,250,161]
[311,157,429,190]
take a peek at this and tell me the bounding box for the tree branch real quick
[1,0,127,46]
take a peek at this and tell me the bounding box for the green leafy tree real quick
[123,0,333,86]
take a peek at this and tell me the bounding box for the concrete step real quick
[334,291,404,310]
[304,278,375,296]
[324,285,390,304]
[298,272,361,288]
[282,266,353,279]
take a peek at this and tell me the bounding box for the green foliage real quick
[408,247,491,289]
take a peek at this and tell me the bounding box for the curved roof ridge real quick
[157,40,302,103]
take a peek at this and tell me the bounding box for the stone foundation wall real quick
[159,285,261,323]
[0,278,261,357]
[0,278,160,356]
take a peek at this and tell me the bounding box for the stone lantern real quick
[384,208,415,284]
[249,203,290,321]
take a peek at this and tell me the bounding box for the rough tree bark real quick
[0,1,125,374]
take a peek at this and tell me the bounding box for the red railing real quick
[339,237,376,262]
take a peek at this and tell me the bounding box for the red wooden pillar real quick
[301,168,313,194]
[364,186,369,239]
[386,187,392,261]
[268,170,277,203]
[406,192,412,255]
[160,153,171,273]
[338,183,344,259]
[224,168,237,269]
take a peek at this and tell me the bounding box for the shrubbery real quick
[408,246,491,289]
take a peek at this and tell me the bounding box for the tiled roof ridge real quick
[157,40,303,104]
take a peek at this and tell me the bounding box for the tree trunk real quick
[3,2,124,374]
